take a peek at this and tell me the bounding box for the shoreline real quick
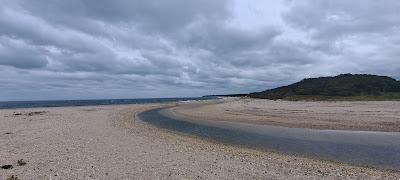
[1,101,399,179]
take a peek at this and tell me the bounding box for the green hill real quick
[249,74,400,101]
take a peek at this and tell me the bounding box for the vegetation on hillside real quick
[249,74,400,100]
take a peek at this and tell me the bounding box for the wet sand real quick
[167,98,400,132]
[1,101,399,179]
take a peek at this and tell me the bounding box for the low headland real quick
[207,74,400,101]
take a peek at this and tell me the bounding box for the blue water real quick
[0,97,216,109]
[139,107,400,170]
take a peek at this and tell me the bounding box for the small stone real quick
[17,159,27,166]
[1,165,13,169]
[6,175,19,180]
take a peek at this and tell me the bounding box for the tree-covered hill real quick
[249,74,400,100]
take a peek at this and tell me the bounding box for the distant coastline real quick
[0,97,216,109]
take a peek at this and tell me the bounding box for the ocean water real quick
[0,97,216,109]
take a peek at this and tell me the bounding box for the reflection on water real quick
[139,108,400,170]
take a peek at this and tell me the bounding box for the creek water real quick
[138,107,400,170]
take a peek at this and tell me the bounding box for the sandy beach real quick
[167,98,400,132]
[1,100,400,179]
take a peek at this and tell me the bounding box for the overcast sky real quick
[1,0,400,101]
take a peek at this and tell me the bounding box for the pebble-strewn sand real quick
[1,101,399,179]
[168,98,400,132]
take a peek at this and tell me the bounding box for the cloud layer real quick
[0,0,399,100]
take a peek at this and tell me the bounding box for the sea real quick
[0,97,217,109]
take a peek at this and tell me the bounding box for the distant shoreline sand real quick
[166,97,400,132]
[1,100,399,179]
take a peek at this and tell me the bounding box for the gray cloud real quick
[282,0,400,77]
[0,36,48,69]
[284,1,400,39]
[0,0,399,100]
